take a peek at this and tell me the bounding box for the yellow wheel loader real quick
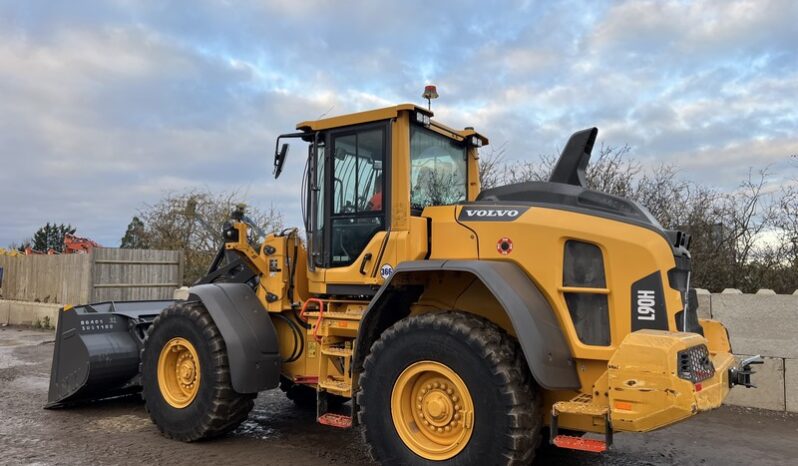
[47,104,761,464]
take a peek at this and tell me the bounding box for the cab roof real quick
[296,103,488,145]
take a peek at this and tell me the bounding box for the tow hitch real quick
[729,355,764,388]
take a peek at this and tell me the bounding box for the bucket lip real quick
[67,299,175,318]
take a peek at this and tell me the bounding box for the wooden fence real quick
[0,248,183,305]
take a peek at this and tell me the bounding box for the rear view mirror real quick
[274,143,289,179]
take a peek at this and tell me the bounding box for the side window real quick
[562,241,610,346]
[409,125,467,212]
[309,142,326,269]
[330,127,385,267]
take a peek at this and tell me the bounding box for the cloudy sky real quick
[1,0,796,247]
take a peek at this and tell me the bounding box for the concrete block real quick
[756,289,777,295]
[724,355,785,411]
[9,302,32,326]
[33,304,59,329]
[712,293,798,358]
[695,288,711,319]
[6,301,60,329]
[173,286,190,300]
[787,359,798,413]
[722,288,742,294]
[0,300,9,324]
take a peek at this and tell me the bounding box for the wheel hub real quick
[391,361,475,460]
[157,337,201,408]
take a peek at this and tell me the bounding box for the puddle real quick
[0,348,34,369]
[10,375,48,391]
[235,414,281,440]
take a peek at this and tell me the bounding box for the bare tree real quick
[132,189,283,284]
[477,142,507,190]
[479,144,797,292]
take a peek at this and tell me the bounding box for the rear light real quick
[677,344,715,383]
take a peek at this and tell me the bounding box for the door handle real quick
[359,253,373,275]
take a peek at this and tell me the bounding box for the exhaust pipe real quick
[45,300,173,408]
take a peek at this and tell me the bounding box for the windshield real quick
[409,126,467,211]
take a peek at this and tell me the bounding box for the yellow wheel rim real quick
[391,361,475,461]
[157,337,200,409]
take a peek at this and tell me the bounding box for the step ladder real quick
[550,394,612,453]
[300,298,360,429]
[316,338,355,429]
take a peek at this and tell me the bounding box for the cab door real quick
[306,121,389,294]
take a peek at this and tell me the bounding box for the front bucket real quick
[45,300,174,408]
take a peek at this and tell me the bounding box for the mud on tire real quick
[140,300,255,441]
[358,311,542,466]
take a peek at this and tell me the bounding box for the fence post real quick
[177,250,185,287]
[88,249,97,303]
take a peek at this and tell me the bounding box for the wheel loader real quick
[46,103,761,465]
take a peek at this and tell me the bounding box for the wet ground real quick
[2,326,798,466]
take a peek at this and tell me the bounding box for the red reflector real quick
[318,413,352,429]
[695,383,703,392]
[553,435,607,453]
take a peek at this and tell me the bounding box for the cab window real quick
[409,126,467,213]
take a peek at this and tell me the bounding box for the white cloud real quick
[0,0,796,247]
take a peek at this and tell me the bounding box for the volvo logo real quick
[458,206,529,222]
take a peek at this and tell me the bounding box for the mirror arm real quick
[273,131,312,179]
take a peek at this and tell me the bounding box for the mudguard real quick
[355,260,580,390]
[188,283,281,394]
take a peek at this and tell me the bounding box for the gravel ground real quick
[2,326,797,466]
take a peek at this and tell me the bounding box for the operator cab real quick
[274,104,486,294]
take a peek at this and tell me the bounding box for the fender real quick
[189,283,281,393]
[355,260,580,390]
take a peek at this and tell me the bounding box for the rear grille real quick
[677,344,715,383]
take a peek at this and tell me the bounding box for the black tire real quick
[358,312,542,466]
[279,376,348,409]
[140,300,255,441]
